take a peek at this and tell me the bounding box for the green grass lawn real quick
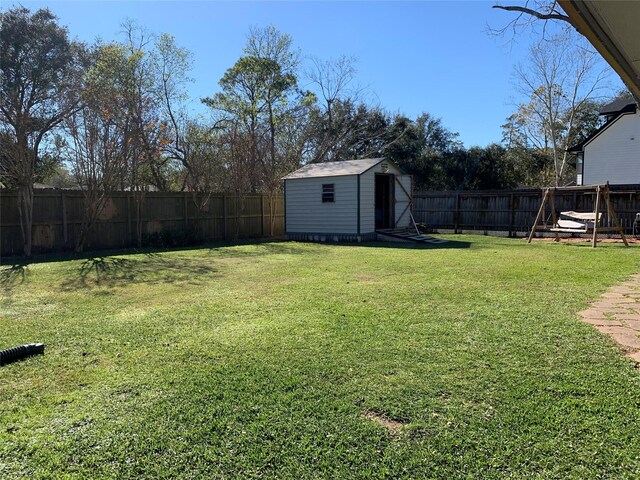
[2,235,640,479]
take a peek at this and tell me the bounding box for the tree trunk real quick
[75,193,108,253]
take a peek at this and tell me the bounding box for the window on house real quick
[322,183,335,203]
[576,153,584,186]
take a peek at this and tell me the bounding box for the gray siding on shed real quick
[584,112,640,185]
[285,175,359,234]
[358,175,375,234]
[284,158,413,238]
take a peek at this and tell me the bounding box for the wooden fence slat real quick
[414,187,640,237]
[1,190,284,257]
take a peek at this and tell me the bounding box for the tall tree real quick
[304,55,362,163]
[0,7,86,255]
[203,26,305,191]
[149,33,196,187]
[62,43,133,251]
[174,121,226,193]
[120,21,169,193]
[465,144,520,190]
[306,55,358,126]
[505,34,610,186]
[384,113,464,190]
[303,99,390,164]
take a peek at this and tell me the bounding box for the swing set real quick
[527,184,629,248]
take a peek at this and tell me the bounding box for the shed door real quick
[394,175,413,229]
[375,174,395,229]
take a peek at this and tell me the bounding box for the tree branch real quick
[492,5,576,29]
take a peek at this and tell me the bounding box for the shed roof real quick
[282,158,387,180]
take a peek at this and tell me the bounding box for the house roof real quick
[567,108,637,153]
[558,1,640,102]
[282,158,389,180]
[599,98,637,116]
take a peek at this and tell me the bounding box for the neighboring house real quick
[282,158,412,242]
[568,99,640,185]
[33,182,57,189]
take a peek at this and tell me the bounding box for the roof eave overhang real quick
[558,0,640,104]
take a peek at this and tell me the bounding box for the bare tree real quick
[120,21,178,245]
[303,55,368,164]
[63,103,128,251]
[491,1,574,38]
[305,55,358,127]
[149,33,198,186]
[506,34,610,186]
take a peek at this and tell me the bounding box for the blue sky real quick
[17,1,620,147]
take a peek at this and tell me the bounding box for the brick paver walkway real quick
[579,273,640,364]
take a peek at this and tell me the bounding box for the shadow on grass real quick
[208,239,472,253]
[61,254,220,291]
[357,239,471,250]
[0,263,29,294]
[0,238,319,267]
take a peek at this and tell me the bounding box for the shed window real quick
[322,183,335,203]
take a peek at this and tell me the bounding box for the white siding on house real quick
[285,176,358,234]
[584,112,640,185]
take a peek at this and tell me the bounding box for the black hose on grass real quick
[0,343,45,366]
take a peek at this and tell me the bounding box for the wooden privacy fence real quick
[413,186,640,237]
[0,190,284,257]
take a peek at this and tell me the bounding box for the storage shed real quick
[282,158,413,242]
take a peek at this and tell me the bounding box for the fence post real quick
[260,195,265,237]
[127,194,132,245]
[454,193,461,234]
[61,191,68,246]
[184,193,188,226]
[508,193,515,238]
[222,195,227,240]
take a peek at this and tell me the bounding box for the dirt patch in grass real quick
[353,274,378,283]
[363,409,405,434]
[533,237,640,244]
